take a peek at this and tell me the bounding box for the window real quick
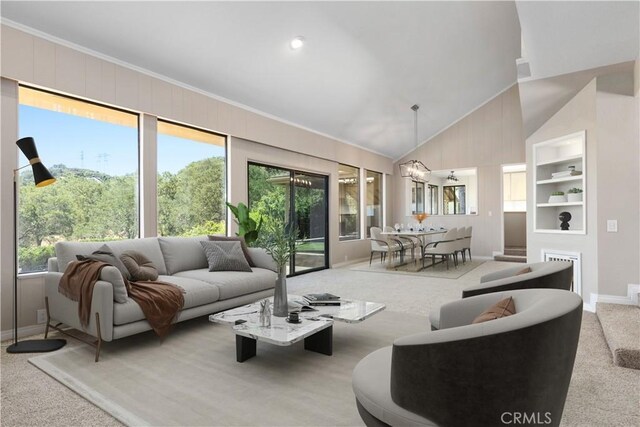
[157,121,226,236]
[443,185,466,215]
[426,184,439,215]
[366,171,383,237]
[248,162,329,275]
[338,165,360,240]
[503,171,526,212]
[17,86,139,273]
[411,181,425,214]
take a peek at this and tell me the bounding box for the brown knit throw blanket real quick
[59,260,185,339]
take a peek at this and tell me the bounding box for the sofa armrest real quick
[45,272,115,341]
[248,248,278,273]
[439,292,505,329]
[48,257,59,273]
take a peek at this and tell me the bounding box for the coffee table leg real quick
[304,325,333,356]
[236,335,257,363]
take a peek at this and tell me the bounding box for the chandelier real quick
[447,171,459,182]
[399,104,431,182]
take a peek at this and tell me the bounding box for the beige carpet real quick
[349,258,485,279]
[2,261,638,426]
[29,311,427,426]
[596,303,640,369]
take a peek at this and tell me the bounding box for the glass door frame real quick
[247,161,330,277]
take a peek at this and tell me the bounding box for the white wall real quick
[392,85,525,257]
[0,24,393,335]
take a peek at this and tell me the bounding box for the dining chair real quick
[384,226,419,262]
[463,226,473,261]
[369,227,403,265]
[422,228,458,270]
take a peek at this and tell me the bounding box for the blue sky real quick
[19,105,225,176]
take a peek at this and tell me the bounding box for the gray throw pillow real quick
[208,235,255,267]
[200,241,253,272]
[76,244,130,303]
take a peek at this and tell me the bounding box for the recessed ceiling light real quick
[290,36,305,50]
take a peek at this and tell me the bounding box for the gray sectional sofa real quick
[45,236,277,360]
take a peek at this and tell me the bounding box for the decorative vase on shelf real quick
[548,194,567,203]
[567,193,582,202]
[273,266,288,317]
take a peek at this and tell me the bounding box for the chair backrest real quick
[431,228,457,253]
[370,227,386,251]
[465,226,472,238]
[390,288,583,427]
[464,261,573,298]
[384,226,395,233]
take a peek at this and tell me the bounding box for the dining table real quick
[380,229,448,271]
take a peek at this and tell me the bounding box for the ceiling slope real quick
[1,1,520,158]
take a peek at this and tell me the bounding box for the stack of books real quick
[303,293,341,306]
[551,170,582,179]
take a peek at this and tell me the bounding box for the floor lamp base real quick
[6,339,66,353]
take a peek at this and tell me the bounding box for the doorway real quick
[248,162,329,276]
[501,164,527,262]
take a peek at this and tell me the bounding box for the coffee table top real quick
[208,296,385,346]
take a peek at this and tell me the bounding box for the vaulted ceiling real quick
[1,2,638,159]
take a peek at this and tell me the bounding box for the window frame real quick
[443,185,466,215]
[338,163,361,241]
[365,170,383,237]
[426,184,439,215]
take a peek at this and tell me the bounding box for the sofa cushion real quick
[78,244,131,280]
[120,250,160,281]
[113,276,220,325]
[174,268,276,300]
[99,266,129,304]
[55,241,104,273]
[200,241,252,272]
[107,238,168,276]
[158,236,209,275]
[352,346,436,427]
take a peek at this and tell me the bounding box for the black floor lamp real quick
[6,137,66,354]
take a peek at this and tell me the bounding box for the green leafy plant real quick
[257,219,300,272]
[551,191,565,196]
[567,188,583,194]
[226,202,263,246]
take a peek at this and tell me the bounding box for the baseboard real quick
[589,284,640,311]
[1,324,46,342]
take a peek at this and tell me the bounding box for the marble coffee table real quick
[209,296,385,362]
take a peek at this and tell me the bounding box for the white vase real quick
[567,193,583,202]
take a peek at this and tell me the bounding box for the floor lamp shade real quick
[16,137,56,187]
[7,137,65,354]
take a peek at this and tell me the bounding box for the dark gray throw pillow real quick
[200,241,253,272]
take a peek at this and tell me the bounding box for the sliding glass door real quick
[248,162,329,276]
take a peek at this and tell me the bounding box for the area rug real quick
[350,258,485,279]
[29,311,428,426]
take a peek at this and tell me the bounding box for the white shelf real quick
[537,202,583,207]
[536,154,582,167]
[534,229,585,235]
[536,176,583,185]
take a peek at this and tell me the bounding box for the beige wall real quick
[0,24,393,336]
[391,85,525,257]
[504,212,527,248]
[526,74,640,300]
[595,90,640,296]
[526,79,599,300]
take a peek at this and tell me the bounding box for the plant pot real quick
[273,266,288,317]
[548,195,567,203]
[567,193,583,203]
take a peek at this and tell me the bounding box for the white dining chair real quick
[423,228,458,270]
[464,226,473,261]
[369,227,403,265]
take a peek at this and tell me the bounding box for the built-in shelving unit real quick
[533,131,586,234]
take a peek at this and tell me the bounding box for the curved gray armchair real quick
[430,261,573,330]
[353,289,583,427]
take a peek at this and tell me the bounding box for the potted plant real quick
[567,188,583,202]
[548,191,566,204]
[226,202,263,246]
[257,219,300,317]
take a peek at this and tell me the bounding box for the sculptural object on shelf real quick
[559,211,572,231]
